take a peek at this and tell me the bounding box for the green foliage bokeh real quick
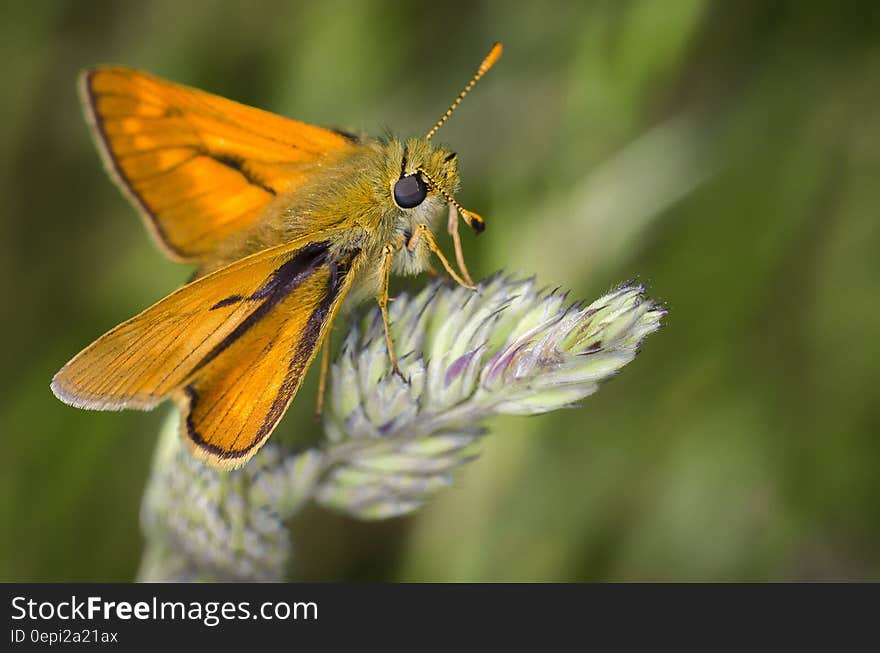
[1,0,878,581]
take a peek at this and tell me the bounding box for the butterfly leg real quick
[378,243,404,377]
[409,224,476,290]
[446,204,475,287]
[315,336,331,419]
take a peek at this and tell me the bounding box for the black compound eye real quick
[393,174,428,208]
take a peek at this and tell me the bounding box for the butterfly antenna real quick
[417,167,485,233]
[425,42,503,141]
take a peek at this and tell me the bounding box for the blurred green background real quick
[2,0,879,581]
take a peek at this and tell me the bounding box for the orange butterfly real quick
[52,43,503,469]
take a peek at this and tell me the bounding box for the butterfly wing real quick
[52,237,360,468]
[176,246,360,468]
[81,66,359,262]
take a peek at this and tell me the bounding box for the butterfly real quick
[51,43,503,469]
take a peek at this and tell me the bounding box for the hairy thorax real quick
[205,137,459,301]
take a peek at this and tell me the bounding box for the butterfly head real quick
[386,42,502,233]
[390,137,484,233]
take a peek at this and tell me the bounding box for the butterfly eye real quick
[393,174,428,209]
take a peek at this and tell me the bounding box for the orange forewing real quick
[52,237,358,467]
[80,66,358,261]
[178,251,356,467]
